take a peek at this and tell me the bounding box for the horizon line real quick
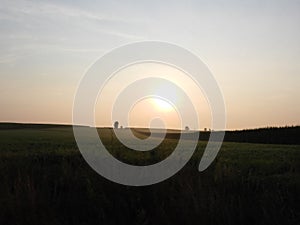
[0,121,299,132]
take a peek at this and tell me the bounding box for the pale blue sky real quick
[0,0,299,129]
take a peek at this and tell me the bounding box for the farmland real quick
[0,123,299,225]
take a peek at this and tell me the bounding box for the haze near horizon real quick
[0,0,299,130]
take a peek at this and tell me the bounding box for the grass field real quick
[0,124,299,225]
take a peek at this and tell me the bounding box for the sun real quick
[151,98,173,111]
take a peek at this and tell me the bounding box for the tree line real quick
[199,126,300,145]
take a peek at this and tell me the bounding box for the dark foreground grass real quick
[0,126,299,225]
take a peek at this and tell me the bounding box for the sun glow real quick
[152,98,174,111]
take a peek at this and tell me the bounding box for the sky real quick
[0,0,299,130]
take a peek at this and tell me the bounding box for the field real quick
[0,124,299,225]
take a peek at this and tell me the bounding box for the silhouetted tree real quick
[198,126,300,145]
[114,121,119,129]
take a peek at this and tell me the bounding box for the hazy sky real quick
[0,0,299,130]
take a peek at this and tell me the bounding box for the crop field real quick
[0,124,299,225]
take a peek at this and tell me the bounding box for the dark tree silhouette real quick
[198,126,300,145]
[113,121,119,129]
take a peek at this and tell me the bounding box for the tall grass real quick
[0,127,299,225]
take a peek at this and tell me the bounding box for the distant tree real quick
[113,121,119,129]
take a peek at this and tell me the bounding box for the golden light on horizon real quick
[95,62,212,129]
[127,97,181,129]
[151,98,174,112]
